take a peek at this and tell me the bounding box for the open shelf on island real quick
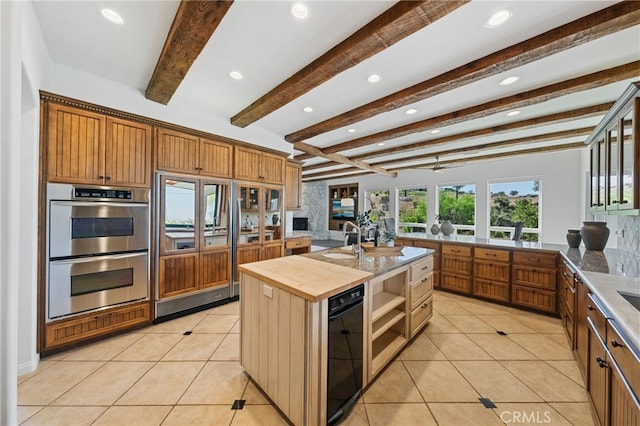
[372,291,405,323]
[372,308,405,341]
[371,328,407,374]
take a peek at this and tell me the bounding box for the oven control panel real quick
[74,187,132,200]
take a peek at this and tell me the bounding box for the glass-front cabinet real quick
[588,83,639,215]
[236,184,283,280]
[158,174,231,299]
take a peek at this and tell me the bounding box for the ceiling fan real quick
[421,156,465,173]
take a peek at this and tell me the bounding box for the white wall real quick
[325,149,586,245]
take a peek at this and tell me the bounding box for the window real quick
[489,179,540,241]
[396,186,427,234]
[364,189,390,223]
[437,184,476,235]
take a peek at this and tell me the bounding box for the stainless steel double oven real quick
[46,183,150,321]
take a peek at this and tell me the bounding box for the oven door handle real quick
[50,251,147,264]
[50,201,148,208]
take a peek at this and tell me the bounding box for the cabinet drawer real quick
[473,260,510,283]
[511,285,556,313]
[513,251,557,268]
[394,237,414,247]
[411,257,434,281]
[441,273,472,294]
[410,274,433,310]
[473,279,509,302]
[586,294,608,340]
[562,279,576,316]
[475,247,510,262]
[285,238,310,249]
[441,256,472,275]
[410,296,433,338]
[442,244,472,257]
[607,321,640,397]
[512,266,556,290]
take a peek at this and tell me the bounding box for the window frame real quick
[395,185,428,235]
[487,177,542,241]
[435,182,477,236]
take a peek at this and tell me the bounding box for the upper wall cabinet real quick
[587,82,639,215]
[46,103,152,188]
[234,146,285,184]
[156,127,232,179]
[285,160,302,211]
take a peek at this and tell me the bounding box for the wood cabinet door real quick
[262,243,283,261]
[47,103,105,184]
[236,246,262,278]
[261,152,285,184]
[158,253,199,299]
[609,356,640,426]
[156,128,199,174]
[234,146,262,181]
[105,117,152,188]
[200,249,231,289]
[285,162,302,210]
[588,323,610,426]
[199,138,233,179]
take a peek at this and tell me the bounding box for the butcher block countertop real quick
[238,255,373,302]
[239,245,432,302]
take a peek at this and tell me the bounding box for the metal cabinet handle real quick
[588,305,595,311]
[98,175,104,179]
[105,176,111,181]
[596,357,607,368]
[611,340,623,348]
[421,303,428,309]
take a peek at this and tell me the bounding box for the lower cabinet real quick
[159,249,231,299]
[588,319,610,426]
[511,250,557,313]
[409,256,434,338]
[412,239,441,288]
[473,247,510,302]
[440,244,472,294]
[44,301,150,351]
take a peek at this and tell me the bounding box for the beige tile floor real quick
[18,291,596,425]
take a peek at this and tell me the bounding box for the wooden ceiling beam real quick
[145,1,233,105]
[302,126,592,177]
[373,127,594,167]
[304,140,586,182]
[286,1,640,143]
[388,142,586,172]
[298,101,612,163]
[309,61,639,155]
[230,0,468,128]
[294,142,397,177]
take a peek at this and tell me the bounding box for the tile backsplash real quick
[617,215,640,256]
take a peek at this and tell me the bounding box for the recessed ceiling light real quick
[289,2,310,20]
[430,129,440,134]
[405,108,418,115]
[367,74,381,83]
[228,71,243,80]
[347,128,356,133]
[499,76,520,86]
[485,9,512,28]
[100,8,124,25]
[377,142,385,146]
[303,106,313,113]
[507,110,521,116]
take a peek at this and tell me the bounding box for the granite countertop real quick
[398,233,565,252]
[284,232,312,239]
[302,245,433,276]
[239,245,433,302]
[560,247,640,354]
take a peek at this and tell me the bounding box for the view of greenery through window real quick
[489,180,540,241]
[397,186,427,234]
[438,184,476,235]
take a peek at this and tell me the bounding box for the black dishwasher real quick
[327,284,364,425]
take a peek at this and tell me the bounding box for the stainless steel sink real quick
[322,252,355,259]
[618,291,640,312]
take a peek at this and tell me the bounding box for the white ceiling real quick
[32,0,640,180]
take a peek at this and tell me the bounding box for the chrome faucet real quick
[343,221,363,260]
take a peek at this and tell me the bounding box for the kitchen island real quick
[238,245,433,425]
